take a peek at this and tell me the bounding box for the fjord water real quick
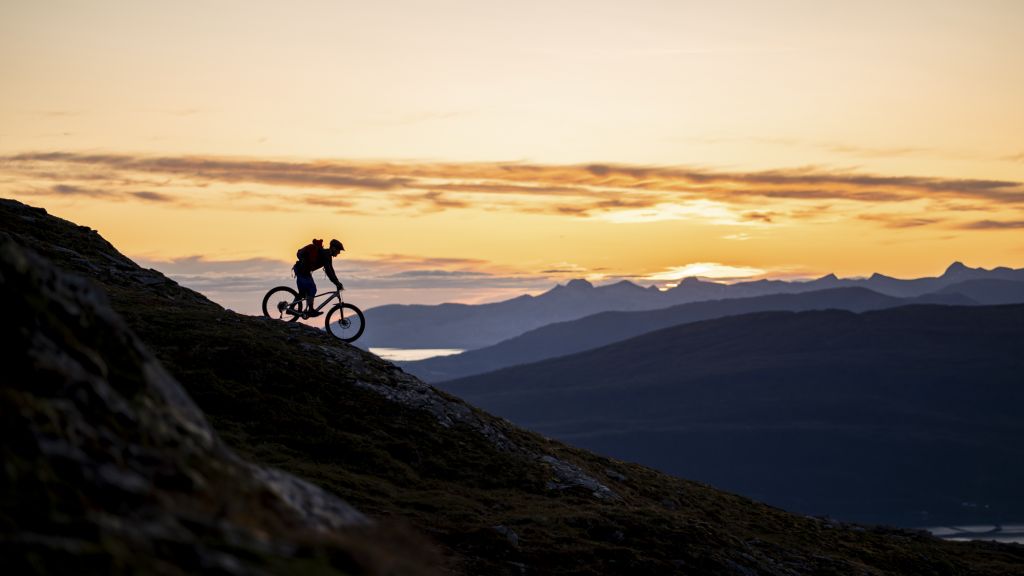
[927,524,1024,544]
[369,347,465,362]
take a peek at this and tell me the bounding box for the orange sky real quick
[2,1,1023,310]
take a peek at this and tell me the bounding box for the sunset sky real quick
[2,0,1023,311]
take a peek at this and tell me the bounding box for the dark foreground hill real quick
[402,288,974,382]
[1,237,438,574]
[4,198,1024,575]
[442,305,1024,528]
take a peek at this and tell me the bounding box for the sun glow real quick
[645,263,767,283]
[599,201,760,226]
[1,1,1023,306]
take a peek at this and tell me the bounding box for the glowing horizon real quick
[2,1,1023,310]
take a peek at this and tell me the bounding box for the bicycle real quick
[261,286,366,343]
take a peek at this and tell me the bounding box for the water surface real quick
[926,524,1024,544]
[370,347,464,362]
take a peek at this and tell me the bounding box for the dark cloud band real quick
[4,151,1023,223]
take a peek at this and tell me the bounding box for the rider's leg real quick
[305,277,321,316]
[296,274,316,312]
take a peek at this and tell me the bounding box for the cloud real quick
[138,252,669,313]
[382,269,491,279]
[298,194,355,209]
[141,254,538,291]
[399,191,470,211]
[959,219,1024,230]
[16,183,181,205]
[50,184,112,198]
[131,191,174,202]
[6,152,412,191]
[4,152,1024,226]
[857,214,942,228]
[598,200,763,226]
[135,253,568,312]
[427,182,586,196]
[139,255,286,274]
[368,254,496,268]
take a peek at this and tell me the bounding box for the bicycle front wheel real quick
[262,286,302,322]
[325,303,365,342]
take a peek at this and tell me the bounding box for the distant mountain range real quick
[361,262,1024,349]
[400,286,992,382]
[440,304,1024,526]
[361,279,664,349]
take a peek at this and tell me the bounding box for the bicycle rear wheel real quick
[325,303,365,342]
[262,286,303,322]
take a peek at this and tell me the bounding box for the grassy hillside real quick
[4,198,1024,575]
[442,305,1024,527]
[1,234,444,575]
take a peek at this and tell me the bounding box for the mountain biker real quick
[293,238,345,317]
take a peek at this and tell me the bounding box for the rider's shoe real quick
[306,310,323,317]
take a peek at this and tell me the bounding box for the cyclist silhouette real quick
[293,238,344,317]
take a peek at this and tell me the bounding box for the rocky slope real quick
[3,198,1024,575]
[0,233,438,575]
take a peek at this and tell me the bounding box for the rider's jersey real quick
[295,247,341,285]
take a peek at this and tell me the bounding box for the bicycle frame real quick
[292,289,344,314]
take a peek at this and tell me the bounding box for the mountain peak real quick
[944,261,971,276]
[601,279,647,293]
[564,278,594,290]
[678,276,708,285]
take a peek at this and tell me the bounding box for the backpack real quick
[296,238,324,269]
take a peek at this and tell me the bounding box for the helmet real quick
[329,239,344,252]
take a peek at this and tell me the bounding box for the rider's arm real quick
[323,256,343,289]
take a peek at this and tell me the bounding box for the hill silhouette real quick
[4,198,1024,575]
[1,234,438,574]
[402,287,975,382]
[442,305,1024,528]
[361,278,664,349]
[361,262,1024,350]
[936,278,1024,304]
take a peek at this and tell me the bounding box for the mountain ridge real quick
[361,261,1024,349]
[400,286,978,382]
